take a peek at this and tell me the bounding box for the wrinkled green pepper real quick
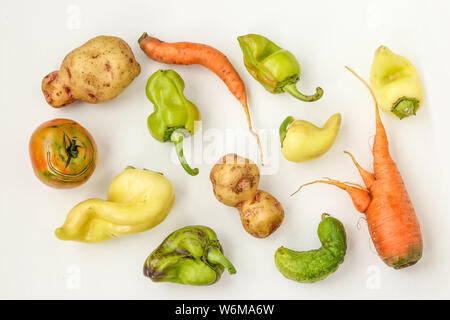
[143,225,236,285]
[146,69,200,175]
[237,34,323,102]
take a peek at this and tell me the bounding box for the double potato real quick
[210,154,284,238]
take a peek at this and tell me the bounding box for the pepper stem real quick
[207,247,236,275]
[321,213,330,220]
[170,130,199,176]
[283,83,323,102]
[279,116,294,147]
[391,98,419,119]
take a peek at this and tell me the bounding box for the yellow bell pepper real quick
[55,167,175,243]
[370,46,424,119]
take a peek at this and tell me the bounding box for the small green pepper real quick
[143,225,236,286]
[145,69,200,176]
[274,214,346,283]
[237,34,323,102]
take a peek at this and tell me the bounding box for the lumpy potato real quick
[210,153,260,207]
[42,35,141,108]
[237,190,284,238]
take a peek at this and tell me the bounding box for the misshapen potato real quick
[237,190,284,238]
[210,154,260,207]
[42,36,141,108]
[210,154,284,239]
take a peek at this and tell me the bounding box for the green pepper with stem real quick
[145,69,200,176]
[143,225,236,286]
[237,34,323,102]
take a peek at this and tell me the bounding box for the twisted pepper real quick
[145,69,200,176]
[279,113,341,162]
[55,166,175,243]
[370,45,424,119]
[143,225,236,286]
[237,34,323,102]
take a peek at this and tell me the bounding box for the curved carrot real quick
[294,67,423,269]
[138,33,263,164]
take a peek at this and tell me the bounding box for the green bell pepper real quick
[143,225,236,286]
[237,34,323,102]
[145,69,200,176]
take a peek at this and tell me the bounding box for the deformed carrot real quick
[138,33,263,164]
[293,178,371,213]
[293,67,423,269]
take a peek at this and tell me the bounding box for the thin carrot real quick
[138,33,263,164]
[293,66,423,269]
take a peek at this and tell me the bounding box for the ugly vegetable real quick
[275,214,347,283]
[143,225,236,286]
[42,35,141,108]
[293,67,423,269]
[237,34,323,102]
[145,69,200,176]
[138,33,263,163]
[279,113,341,162]
[210,154,284,238]
[236,190,284,238]
[210,153,260,206]
[55,166,175,243]
[370,45,424,119]
[29,118,97,188]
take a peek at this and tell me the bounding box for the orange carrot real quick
[138,33,263,164]
[293,67,423,269]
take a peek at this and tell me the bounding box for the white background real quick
[1,0,449,299]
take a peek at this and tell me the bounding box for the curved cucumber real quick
[274,214,346,283]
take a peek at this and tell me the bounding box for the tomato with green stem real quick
[29,119,97,188]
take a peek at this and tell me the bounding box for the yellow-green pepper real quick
[146,69,200,175]
[279,113,341,162]
[370,45,424,119]
[55,166,175,243]
[237,34,323,102]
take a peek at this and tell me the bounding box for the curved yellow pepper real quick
[280,113,341,162]
[55,167,175,243]
[370,46,424,119]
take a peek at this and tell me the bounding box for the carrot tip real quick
[138,32,149,44]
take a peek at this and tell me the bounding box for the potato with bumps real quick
[210,154,284,238]
[237,190,284,238]
[210,153,260,207]
[42,35,141,108]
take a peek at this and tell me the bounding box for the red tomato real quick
[29,119,97,188]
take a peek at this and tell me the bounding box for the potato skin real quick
[42,71,76,107]
[210,154,260,207]
[42,35,141,107]
[237,190,284,238]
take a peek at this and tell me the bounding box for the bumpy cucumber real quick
[274,214,346,283]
